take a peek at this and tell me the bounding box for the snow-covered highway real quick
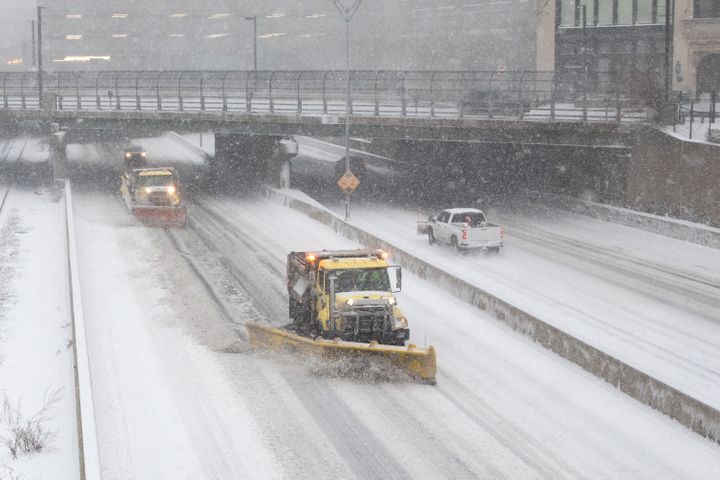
[66,182,720,479]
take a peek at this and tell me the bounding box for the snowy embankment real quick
[265,188,720,444]
[0,184,78,479]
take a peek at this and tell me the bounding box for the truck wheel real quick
[427,229,436,245]
[451,236,460,254]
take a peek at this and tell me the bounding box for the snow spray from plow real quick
[246,323,437,385]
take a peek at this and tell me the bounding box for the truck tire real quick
[451,236,460,254]
[428,228,436,245]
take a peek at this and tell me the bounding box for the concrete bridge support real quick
[213,134,298,192]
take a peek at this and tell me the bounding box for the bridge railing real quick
[0,70,650,123]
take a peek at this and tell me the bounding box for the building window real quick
[598,0,614,23]
[560,0,577,26]
[695,0,720,17]
[617,0,634,24]
[637,0,654,22]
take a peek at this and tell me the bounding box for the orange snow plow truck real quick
[120,167,187,228]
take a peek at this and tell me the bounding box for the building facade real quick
[538,0,720,97]
[5,0,539,73]
[673,0,720,96]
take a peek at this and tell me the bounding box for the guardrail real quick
[0,70,650,123]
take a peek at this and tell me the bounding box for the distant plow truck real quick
[246,249,437,384]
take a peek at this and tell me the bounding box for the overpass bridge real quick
[0,70,649,147]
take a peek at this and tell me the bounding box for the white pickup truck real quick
[420,208,504,253]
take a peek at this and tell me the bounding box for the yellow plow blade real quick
[246,323,437,385]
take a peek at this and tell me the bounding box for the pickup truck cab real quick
[425,208,504,253]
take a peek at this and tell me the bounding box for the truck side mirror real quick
[389,266,402,292]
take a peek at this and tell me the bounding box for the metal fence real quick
[674,91,719,141]
[0,70,651,123]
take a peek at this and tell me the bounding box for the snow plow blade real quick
[132,206,187,228]
[246,322,437,384]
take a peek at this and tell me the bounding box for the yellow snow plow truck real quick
[246,249,437,384]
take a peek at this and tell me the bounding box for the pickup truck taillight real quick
[461,229,467,241]
[500,226,505,239]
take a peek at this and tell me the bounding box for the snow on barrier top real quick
[265,187,720,445]
[65,180,103,479]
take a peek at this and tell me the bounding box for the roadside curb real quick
[265,187,720,445]
[65,180,103,480]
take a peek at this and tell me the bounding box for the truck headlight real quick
[388,296,397,305]
[346,298,354,306]
[394,316,408,329]
[166,185,176,195]
[143,187,152,194]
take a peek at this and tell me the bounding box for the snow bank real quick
[265,187,720,445]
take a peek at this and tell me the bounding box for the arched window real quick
[694,0,720,17]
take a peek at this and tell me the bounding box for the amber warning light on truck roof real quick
[305,253,316,263]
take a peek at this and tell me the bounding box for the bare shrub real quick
[0,464,24,480]
[1,389,62,459]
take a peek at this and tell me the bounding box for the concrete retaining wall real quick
[65,181,102,479]
[266,187,720,445]
[627,127,720,229]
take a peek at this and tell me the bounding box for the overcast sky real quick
[1,0,36,52]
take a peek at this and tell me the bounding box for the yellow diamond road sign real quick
[338,171,360,195]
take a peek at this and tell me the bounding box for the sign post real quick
[334,0,362,221]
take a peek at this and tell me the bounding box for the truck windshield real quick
[138,175,174,187]
[329,268,390,293]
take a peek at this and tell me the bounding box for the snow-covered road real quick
[67,184,720,478]
[291,135,720,412]
[327,201,720,411]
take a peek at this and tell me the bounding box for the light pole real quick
[664,0,674,100]
[245,16,258,71]
[334,0,362,221]
[37,6,47,102]
[28,20,36,68]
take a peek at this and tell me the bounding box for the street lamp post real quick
[245,16,258,72]
[28,20,36,68]
[37,6,47,103]
[334,0,362,221]
[664,0,674,100]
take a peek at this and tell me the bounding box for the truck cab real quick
[288,249,409,345]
